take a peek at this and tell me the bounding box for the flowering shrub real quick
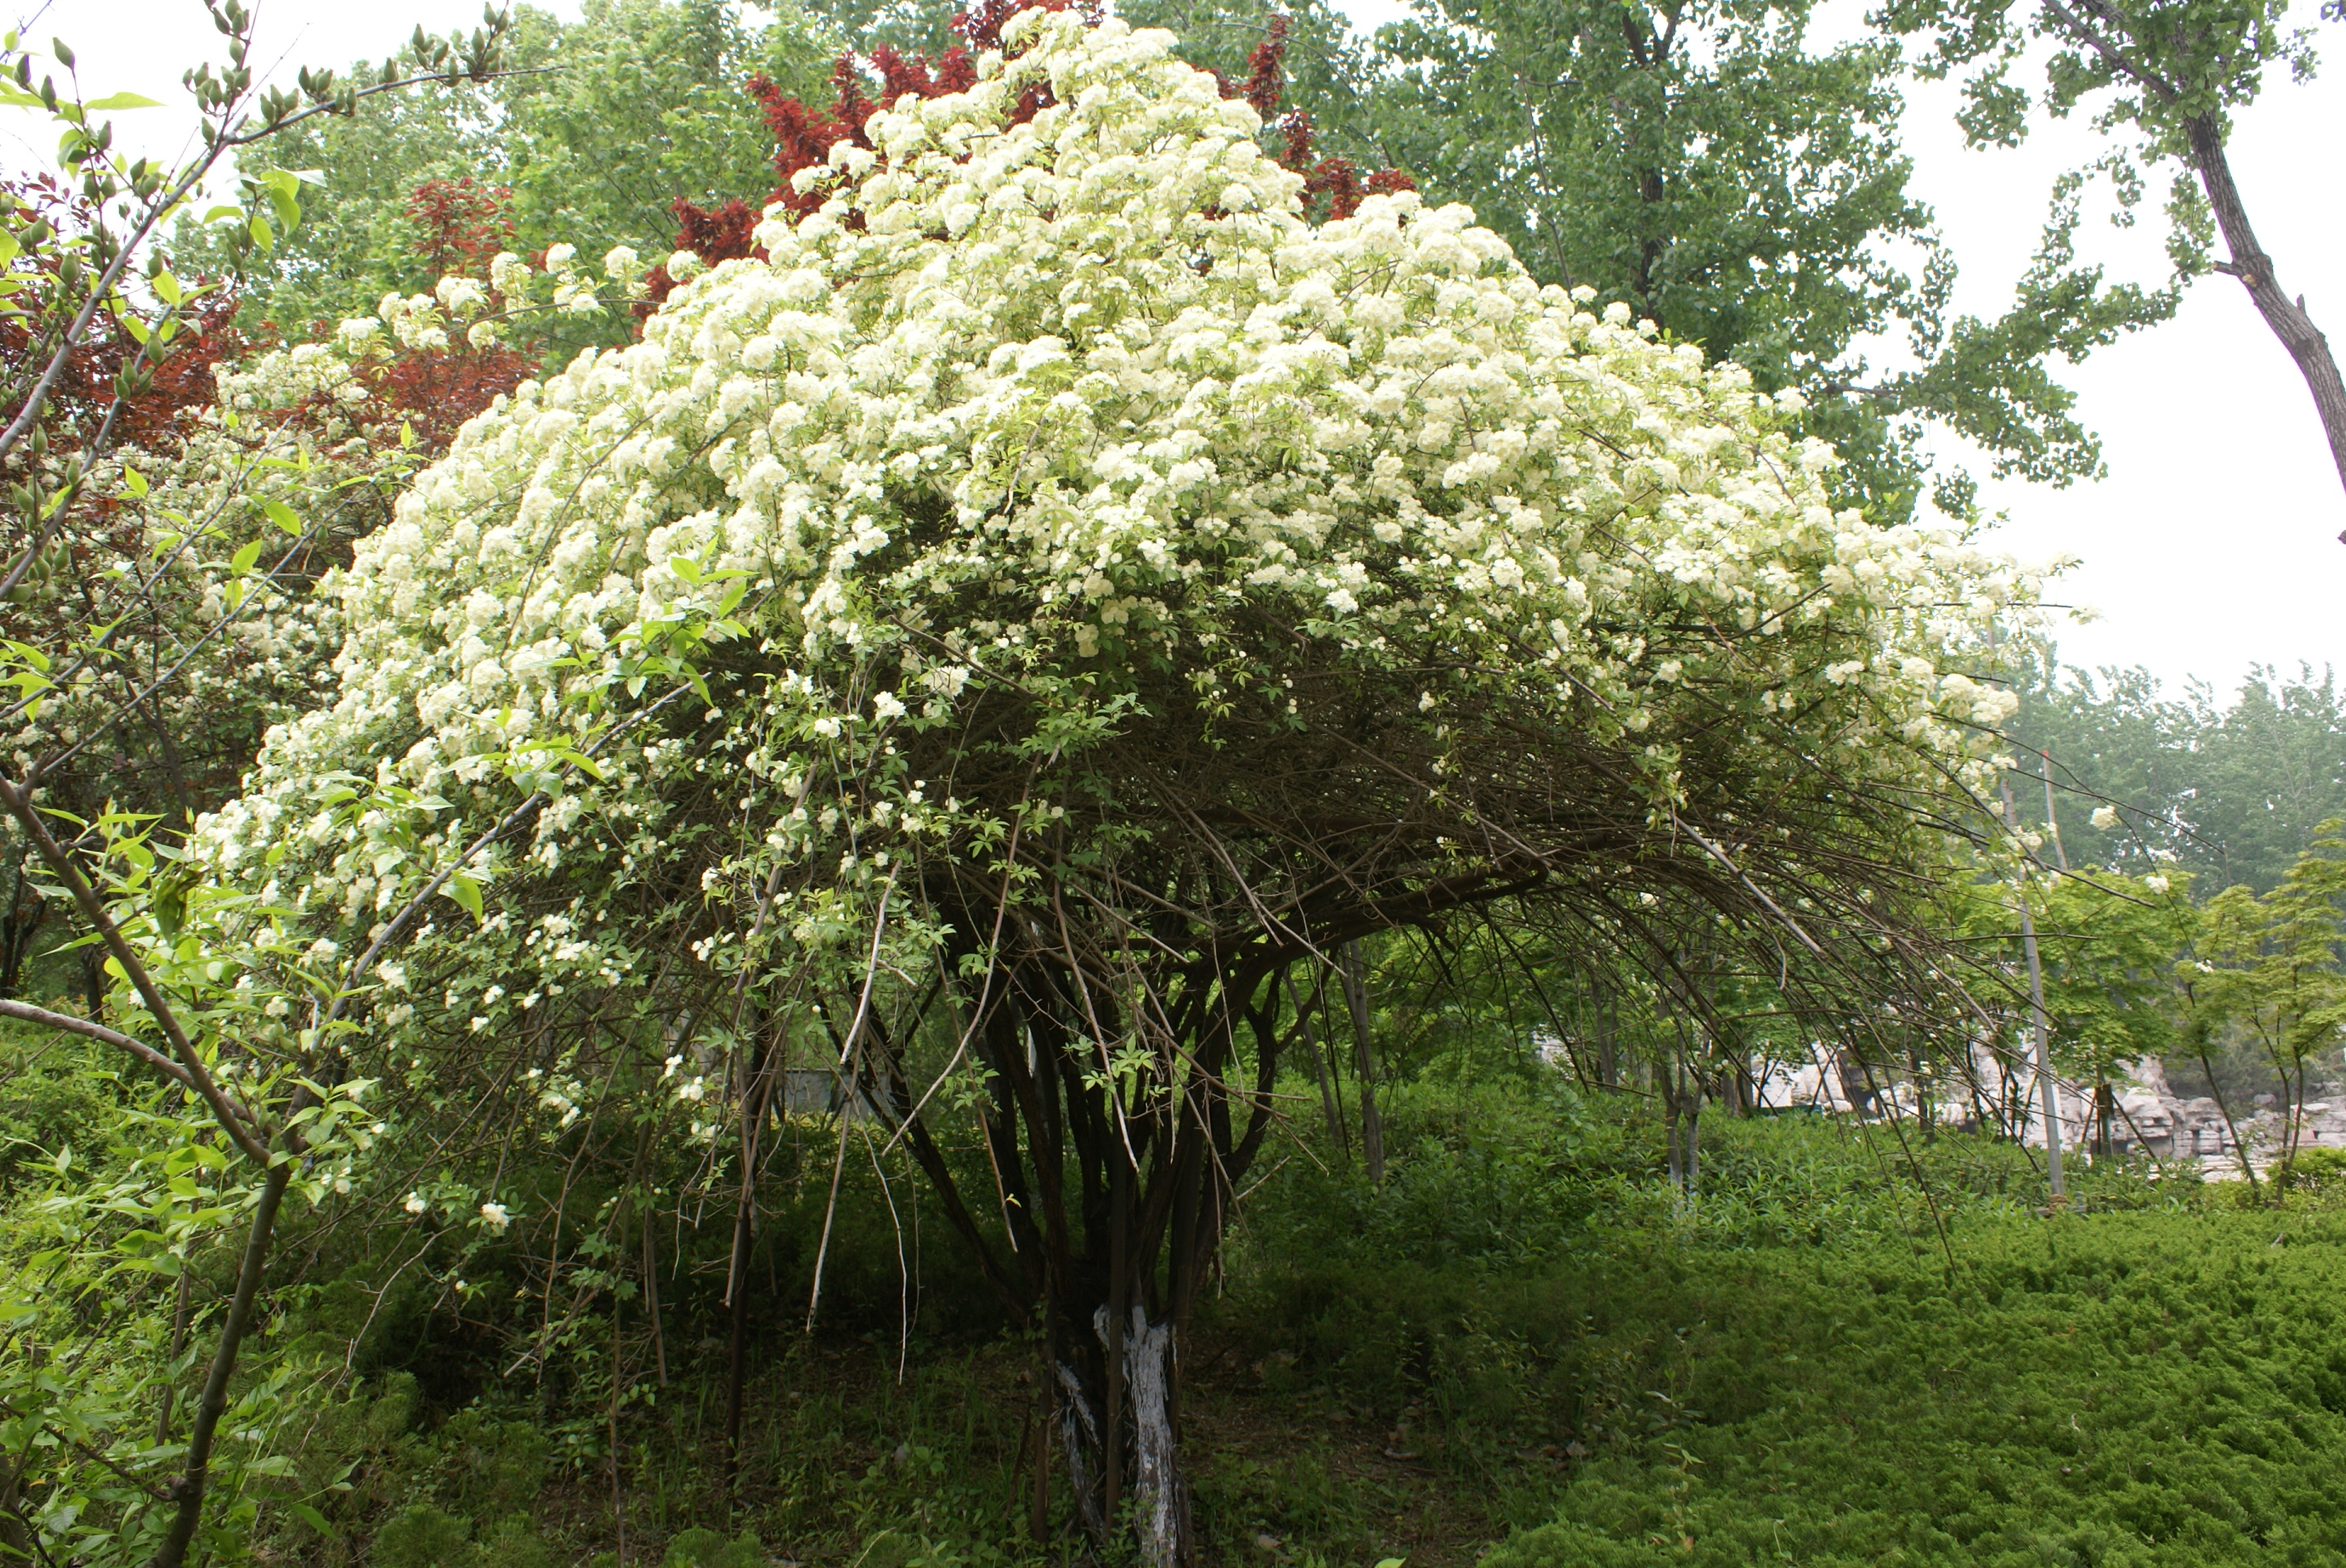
[203,7,2036,877]
[159,11,2050,1557]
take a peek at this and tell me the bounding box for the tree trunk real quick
[0,1454,32,1565]
[1684,1089,1702,1199]
[642,1216,668,1389]
[2186,113,2346,514]
[1339,943,1384,1184]
[897,926,1306,1568]
[722,1036,774,1496]
[156,1261,193,1443]
[1594,988,1617,1088]
[1111,1306,1183,1567]
[152,1158,294,1568]
[1662,1065,1683,1193]
[1288,967,1347,1158]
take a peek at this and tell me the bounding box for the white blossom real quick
[174,8,2050,1083]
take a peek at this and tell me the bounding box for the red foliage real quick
[664,0,1105,282]
[953,0,1101,53]
[657,6,1410,292]
[352,339,534,453]
[356,177,531,447]
[404,177,518,279]
[674,198,766,265]
[745,73,855,219]
[1238,13,1290,121]
[0,177,254,459]
[1217,16,1415,222]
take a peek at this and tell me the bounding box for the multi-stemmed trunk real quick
[850,935,1317,1567]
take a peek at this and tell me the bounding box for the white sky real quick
[30,0,2346,697]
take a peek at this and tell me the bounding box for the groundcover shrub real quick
[1485,1209,2346,1568]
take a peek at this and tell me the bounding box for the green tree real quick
[2190,827,2346,1186]
[497,0,837,269]
[2028,869,2191,1155]
[1875,0,2346,515]
[1314,0,2176,516]
[218,0,836,343]
[2003,654,2346,893]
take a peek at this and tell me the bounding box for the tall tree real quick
[207,0,837,341]
[1875,0,2346,522]
[1285,0,2178,518]
[2004,651,2346,891]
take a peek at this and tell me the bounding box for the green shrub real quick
[371,1503,474,1568]
[435,1407,550,1520]
[1483,1211,2346,1567]
[2284,1144,2346,1196]
[663,1527,767,1567]
[369,1504,554,1568]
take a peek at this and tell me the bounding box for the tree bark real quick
[1683,1087,1701,1197]
[152,1158,294,1568]
[2185,114,2346,515]
[156,1259,193,1444]
[1111,1306,1184,1568]
[642,1217,668,1390]
[1661,1059,1683,1193]
[1596,991,1617,1088]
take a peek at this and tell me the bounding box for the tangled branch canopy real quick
[181,9,2044,1072]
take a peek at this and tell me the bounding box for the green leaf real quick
[287,1502,335,1536]
[263,176,301,231]
[152,268,181,306]
[84,92,163,110]
[262,498,301,536]
[230,539,263,575]
[446,874,483,922]
[121,464,147,499]
[247,213,273,251]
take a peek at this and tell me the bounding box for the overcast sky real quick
[32,0,2346,698]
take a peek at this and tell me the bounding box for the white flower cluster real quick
[355,243,644,354]
[183,10,2050,1029]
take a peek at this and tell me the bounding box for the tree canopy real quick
[162,13,2041,1557]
